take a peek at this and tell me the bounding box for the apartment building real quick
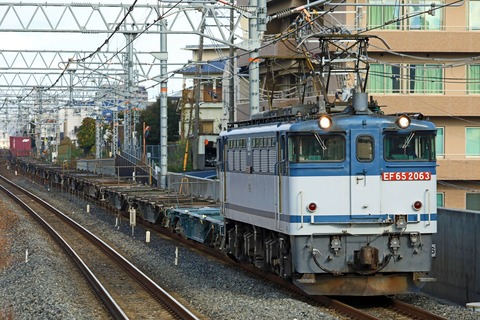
[237,0,480,209]
[357,0,480,209]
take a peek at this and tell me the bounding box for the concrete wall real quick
[424,208,480,306]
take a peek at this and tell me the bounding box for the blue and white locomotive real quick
[217,93,437,295]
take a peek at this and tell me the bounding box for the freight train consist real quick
[216,92,437,295]
[8,93,437,296]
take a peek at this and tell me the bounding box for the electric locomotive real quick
[217,92,437,295]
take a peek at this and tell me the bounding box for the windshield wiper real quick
[402,131,415,149]
[312,131,327,150]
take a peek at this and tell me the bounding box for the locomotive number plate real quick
[382,172,431,181]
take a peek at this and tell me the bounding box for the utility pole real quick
[124,32,135,154]
[228,0,235,123]
[248,0,261,117]
[95,100,102,159]
[112,109,119,157]
[158,4,168,188]
[240,0,268,118]
[35,87,43,158]
[192,10,206,171]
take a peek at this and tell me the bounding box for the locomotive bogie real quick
[222,216,434,296]
[225,218,293,278]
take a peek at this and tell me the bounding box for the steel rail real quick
[0,179,128,320]
[391,298,448,320]
[0,174,199,320]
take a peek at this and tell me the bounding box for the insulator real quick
[273,9,293,20]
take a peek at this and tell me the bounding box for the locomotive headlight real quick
[307,202,317,212]
[412,201,423,211]
[396,115,411,129]
[318,115,332,129]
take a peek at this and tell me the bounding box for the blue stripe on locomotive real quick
[288,214,437,223]
[224,203,437,223]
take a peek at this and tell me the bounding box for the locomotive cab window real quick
[384,131,435,161]
[357,136,374,162]
[288,133,345,162]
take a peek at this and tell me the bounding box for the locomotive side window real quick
[357,136,374,162]
[288,134,345,162]
[384,132,435,161]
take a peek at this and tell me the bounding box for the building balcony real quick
[367,95,480,117]
[367,31,480,54]
[437,158,480,181]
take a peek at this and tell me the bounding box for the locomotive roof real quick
[221,113,436,136]
[289,113,436,132]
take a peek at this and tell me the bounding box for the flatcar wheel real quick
[174,220,187,239]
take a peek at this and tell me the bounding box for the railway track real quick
[0,174,200,320]
[146,216,449,320]
[330,296,450,320]
[2,163,451,320]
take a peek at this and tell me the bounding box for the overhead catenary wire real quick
[33,0,184,99]
[8,0,474,107]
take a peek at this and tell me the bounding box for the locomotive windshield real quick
[384,132,435,161]
[288,133,345,162]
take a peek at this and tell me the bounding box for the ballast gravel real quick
[0,170,479,320]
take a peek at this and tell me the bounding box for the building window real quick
[368,64,400,93]
[368,63,444,94]
[436,127,444,158]
[408,0,443,30]
[466,127,480,156]
[466,193,480,211]
[436,193,444,207]
[368,0,400,30]
[368,0,443,30]
[467,65,480,94]
[199,121,214,135]
[409,64,443,94]
[469,0,480,30]
[203,82,222,102]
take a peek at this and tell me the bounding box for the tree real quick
[76,117,96,156]
[137,96,180,145]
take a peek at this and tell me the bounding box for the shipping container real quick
[10,136,32,157]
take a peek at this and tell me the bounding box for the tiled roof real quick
[178,59,227,75]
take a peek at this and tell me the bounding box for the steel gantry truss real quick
[0,1,246,187]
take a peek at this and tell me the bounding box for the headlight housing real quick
[396,115,411,129]
[318,115,332,129]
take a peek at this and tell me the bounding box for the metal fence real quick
[424,207,480,306]
[167,172,219,202]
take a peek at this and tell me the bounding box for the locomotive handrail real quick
[426,188,431,226]
[274,159,286,231]
[299,191,304,228]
